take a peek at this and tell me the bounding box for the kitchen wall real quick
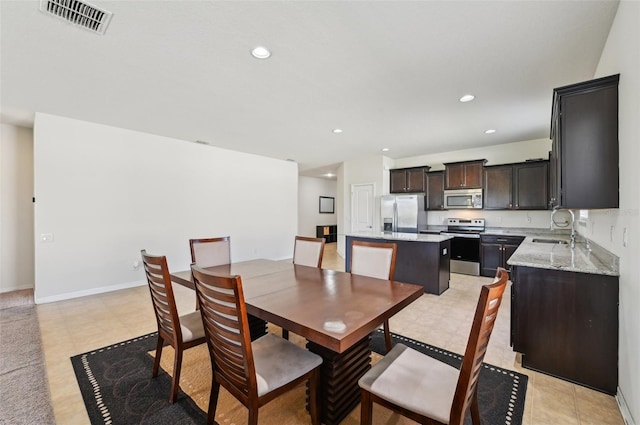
[0,124,34,293]
[298,176,337,238]
[585,2,639,423]
[33,113,298,303]
[336,155,390,256]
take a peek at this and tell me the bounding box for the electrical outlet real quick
[623,228,627,247]
[40,233,54,242]
[526,214,532,223]
[132,260,141,270]
[610,225,615,242]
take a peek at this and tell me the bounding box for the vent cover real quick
[40,0,113,35]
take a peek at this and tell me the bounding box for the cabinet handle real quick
[508,203,512,208]
[497,239,508,242]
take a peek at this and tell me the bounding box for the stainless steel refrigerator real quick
[381,194,427,233]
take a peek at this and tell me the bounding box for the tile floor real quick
[35,243,624,424]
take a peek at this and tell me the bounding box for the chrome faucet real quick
[550,206,576,249]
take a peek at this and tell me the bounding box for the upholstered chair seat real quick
[359,343,458,423]
[252,333,323,396]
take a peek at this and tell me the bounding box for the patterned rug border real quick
[72,330,527,425]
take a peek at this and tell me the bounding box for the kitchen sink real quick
[532,238,568,244]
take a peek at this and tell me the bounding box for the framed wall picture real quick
[319,196,335,214]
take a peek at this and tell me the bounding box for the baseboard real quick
[617,388,636,425]
[34,279,146,304]
[0,283,34,294]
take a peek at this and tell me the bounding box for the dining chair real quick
[191,265,323,425]
[280,235,327,340]
[189,236,231,267]
[140,250,206,403]
[358,267,510,425]
[293,235,326,268]
[350,239,398,352]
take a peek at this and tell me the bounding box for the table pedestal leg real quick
[247,314,267,341]
[307,335,372,425]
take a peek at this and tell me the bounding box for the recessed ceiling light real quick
[251,46,271,59]
[325,173,334,178]
[381,148,390,152]
[485,129,497,134]
[332,128,343,134]
[459,94,475,102]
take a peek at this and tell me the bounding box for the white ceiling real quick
[0,1,619,178]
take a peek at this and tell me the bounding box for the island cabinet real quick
[444,160,486,189]
[511,265,618,394]
[424,171,445,210]
[550,74,619,209]
[479,234,524,277]
[345,235,450,295]
[484,161,549,210]
[390,166,430,193]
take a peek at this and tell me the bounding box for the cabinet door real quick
[514,162,549,209]
[445,164,465,189]
[425,171,445,210]
[480,243,502,277]
[561,84,619,209]
[406,168,426,192]
[463,162,484,188]
[484,166,513,209]
[390,170,407,193]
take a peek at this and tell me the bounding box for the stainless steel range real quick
[441,218,485,276]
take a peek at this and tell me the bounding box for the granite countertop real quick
[508,236,619,276]
[347,232,452,243]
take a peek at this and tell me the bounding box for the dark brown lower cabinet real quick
[511,266,618,394]
[480,234,523,277]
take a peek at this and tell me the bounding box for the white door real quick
[351,183,374,234]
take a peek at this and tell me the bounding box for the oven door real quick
[445,234,480,276]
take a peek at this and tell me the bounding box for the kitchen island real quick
[346,232,452,295]
[508,236,619,394]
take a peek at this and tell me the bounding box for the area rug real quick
[71,330,527,425]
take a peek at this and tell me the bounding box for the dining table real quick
[171,259,423,425]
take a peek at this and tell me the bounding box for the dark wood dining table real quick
[171,259,423,425]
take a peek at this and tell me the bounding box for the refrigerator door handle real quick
[393,202,398,232]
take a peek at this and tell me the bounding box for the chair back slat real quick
[350,240,397,280]
[190,237,231,268]
[141,250,182,345]
[449,267,509,425]
[293,236,326,267]
[191,265,257,400]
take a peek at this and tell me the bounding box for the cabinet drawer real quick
[480,234,524,245]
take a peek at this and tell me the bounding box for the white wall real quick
[0,124,34,293]
[298,176,337,238]
[33,113,298,303]
[337,155,387,256]
[587,2,639,423]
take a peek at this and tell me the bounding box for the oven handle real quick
[440,232,481,239]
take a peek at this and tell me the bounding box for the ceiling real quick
[0,1,619,178]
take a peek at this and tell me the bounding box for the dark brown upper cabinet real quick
[390,166,430,193]
[444,160,486,189]
[424,171,445,210]
[550,74,619,209]
[484,160,549,210]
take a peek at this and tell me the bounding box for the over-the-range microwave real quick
[443,188,483,209]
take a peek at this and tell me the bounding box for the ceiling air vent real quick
[40,0,113,35]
